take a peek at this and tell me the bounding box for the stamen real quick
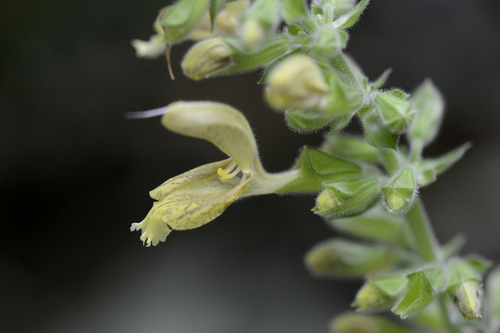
[217,160,241,180]
[125,106,169,119]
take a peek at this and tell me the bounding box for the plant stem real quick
[405,200,440,263]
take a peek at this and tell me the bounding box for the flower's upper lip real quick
[161,101,258,174]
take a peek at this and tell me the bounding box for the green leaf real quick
[371,68,392,89]
[441,234,466,259]
[328,204,415,250]
[161,0,211,43]
[333,0,370,29]
[465,255,492,275]
[285,109,337,132]
[386,89,410,100]
[314,177,380,218]
[416,169,436,186]
[393,269,443,319]
[311,5,323,16]
[209,0,226,29]
[280,0,307,22]
[409,79,445,146]
[276,147,361,193]
[359,105,399,150]
[419,143,472,177]
[330,112,354,132]
[322,133,380,164]
[321,72,363,116]
[305,239,399,278]
[287,23,304,36]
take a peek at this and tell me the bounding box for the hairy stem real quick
[405,200,440,263]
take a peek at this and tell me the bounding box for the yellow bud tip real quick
[181,38,232,80]
[385,189,405,210]
[455,281,482,320]
[305,245,338,274]
[330,313,378,333]
[265,54,328,110]
[356,284,382,309]
[241,19,266,51]
[316,190,337,211]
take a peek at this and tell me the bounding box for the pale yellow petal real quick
[159,176,252,230]
[162,102,258,174]
[150,158,232,201]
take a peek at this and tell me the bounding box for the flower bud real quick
[305,239,398,278]
[330,312,413,333]
[381,167,417,214]
[322,73,363,116]
[181,38,232,80]
[374,92,415,133]
[314,177,379,218]
[454,280,482,320]
[240,18,267,51]
[353,274,408,311]
[265,54,328,110]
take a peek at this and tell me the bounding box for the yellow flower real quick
[131,101,299,246]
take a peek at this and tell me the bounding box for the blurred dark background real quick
[1,0,499,332]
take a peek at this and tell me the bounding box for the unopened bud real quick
[160,0,210,44]
[374,92,414,133]
[181,38,232,80]
[381,167,417,214]
[454,280,482,320]
[265,55,328,110]
[314,178,379,218]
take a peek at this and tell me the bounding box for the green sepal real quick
[359,105,399,150]
[465,255,492,275]
[322,133,380,164]
[327,205,415,250]
[330,112,354,132]
[310,28,345,58]
[211,35,289,76]
[486,266,500,332]
[305,239,400,278]
[209,0,226,29]
[387,89,410,100]
[276,147,361,193]
[416,169,436,187]
[314,177,379,218]
[354,273,409,311]
[441,234,466,259]
[243,0,279,30]
[280,0,308,22]
[321,72,363,116]
[285,109,336,132]
[381,167,417,214]
[417,143,471,181]
[409,79,444,146]
[333,0,370,29]
[311,5,323,16]
[161,0,211,43]
[329,53,358,86]
[287,24,304,36]
[371,68,392,90]
[392,268,444,319]
[374,92,415,133]
[445,260,481,293]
